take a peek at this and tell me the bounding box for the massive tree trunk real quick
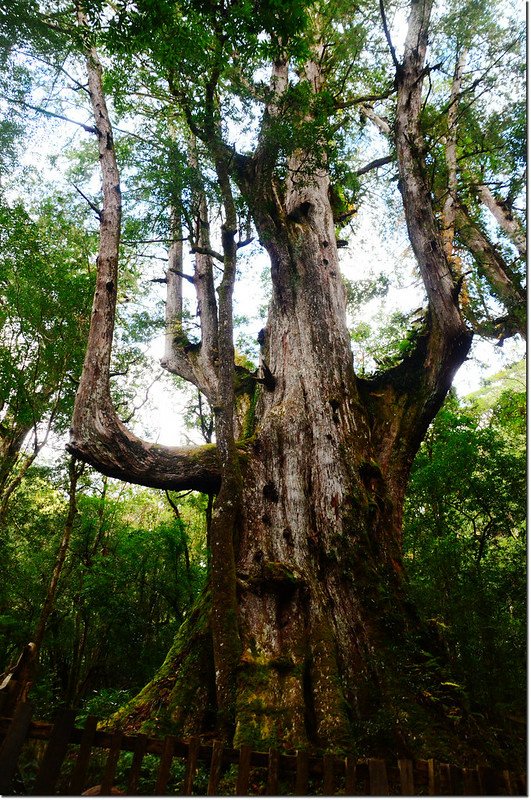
[108,160,478,761]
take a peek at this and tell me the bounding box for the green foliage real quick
[0,194,94,434]
[404,374,526,716]
[351,308,427,375]
[0,464,208,715]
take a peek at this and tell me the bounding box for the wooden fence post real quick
[100,731,123,795]
[32,708,77,795]
[295,750,309,795]
[427,758,440,795]
[0,701,33,794]
[126,732,148,795]
[235,744,252,795]
[68,715,99,794]
[183,736,200,795]
[398,758,415,795]
[463,766,481,795]
[154,735,176,795]
[345,755,357,795]
[368,758,389,796]
[323,753,335,795]
[266,747,279,795]
[206,740,224,796]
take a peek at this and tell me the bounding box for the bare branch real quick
[72,183,101,218]
[0,94,98,134]
[379,0,400,72]
[356,154,393,177]
[190,245,224,263]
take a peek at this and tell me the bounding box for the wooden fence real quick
[0,702,526,796]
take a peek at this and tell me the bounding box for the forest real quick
[0,0,526,780]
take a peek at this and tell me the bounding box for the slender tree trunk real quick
[0,457,82,711]
[33,458,83,653]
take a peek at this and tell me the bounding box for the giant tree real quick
[5,0,525,762]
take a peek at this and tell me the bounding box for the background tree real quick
[0,460,207,717]
[0,195,94,519]
[404,364,526,760]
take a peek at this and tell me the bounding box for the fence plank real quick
[236,744,252,795]
[266,747,279,795]
[295,750,309,795]
[398,759,414,795]
[368,758,389,796]
[68,716,98,794]
[126,733,148,795]
[463,766,480,796]
[345,755,357,795]
[427,758,440,795]
[154,735,176,795]
[0,701,33,794]
[207,740,224,796]
[323,753,335,795]
[32,708,76,795]
[183,736,200,795]
[100,731,123,795]
[438,763,453,795]
[503,769,514,795]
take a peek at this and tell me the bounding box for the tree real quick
[404,377,525,745]
[0,461,206,716]
[3,0,525,763]
[0,196,94,519]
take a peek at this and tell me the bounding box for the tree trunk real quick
[108,166,489,763]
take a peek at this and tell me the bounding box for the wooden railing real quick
[0,702,526,795]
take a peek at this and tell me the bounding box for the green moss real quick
[103,590,215,738]
[262,560,304,585]
[242,385,259,438]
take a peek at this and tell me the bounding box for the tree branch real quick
[379,0,400,72]
[0,94,98,133]
[69,10,222,494]
[356,154,393,177]
[72,183,101,218]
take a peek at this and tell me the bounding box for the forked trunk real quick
[74,11,496,763]
[110,173,483,762]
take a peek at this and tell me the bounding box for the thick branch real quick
[69,14,221,495]
[356,154,393,177]
[359,0,473,502]
[455,203,526,338]
[475,184,526,259]
[395,0,465,338]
